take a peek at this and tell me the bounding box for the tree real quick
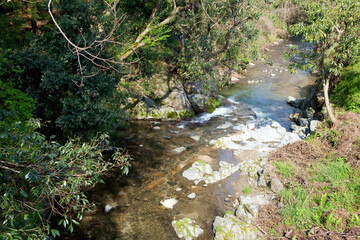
[48,0,182,85]
[288,0,360,125]
[174,0,261,93]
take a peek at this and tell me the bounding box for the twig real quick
[254,224,268,235]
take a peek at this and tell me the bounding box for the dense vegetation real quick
[1,0,359,239]
[258,1,360,238]
[0,0,295,238]
[287,0,360,125]
[332,62,360,114]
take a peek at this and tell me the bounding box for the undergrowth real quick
[278,156,360,233]
[274,161,294,178]
[263,111,360,239]
[332,62,360,114]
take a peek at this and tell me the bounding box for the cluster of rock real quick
[213,195,269,240]
[287,95,323,138]
[285,85,326,137]
[169,119,301,239]
[128,77,224,121]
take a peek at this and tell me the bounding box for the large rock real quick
[270,177,284,193]
[172,218,203,240]
[131,103,194,121]
[309,120,322,133]
[213,213,259,240]
[287,96,305,108]
[211,119,300,151]
[182,160,240,185]
[129,77,196,120]
[162,80,193,110]
[188,94,212,113]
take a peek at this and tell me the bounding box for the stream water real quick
[76,38,316,240]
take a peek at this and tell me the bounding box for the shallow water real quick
[221,38,316,129]
[75,38,315,240]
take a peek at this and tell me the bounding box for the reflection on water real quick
[75,38,315,240]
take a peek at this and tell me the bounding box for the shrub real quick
[0,119,131,239]
[0,49,36,125]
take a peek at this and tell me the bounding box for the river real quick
[75,38,316,240]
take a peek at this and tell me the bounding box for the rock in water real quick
[172,218,203,240]
[104,204,113,213]
[187,193,196,199]
[182,160,240,185]
[287,96,296,103]
[217,122,233,129]
[160,198,178,209]
[172,147,187,154]
[213,213,259,240]
[190,135,201,141]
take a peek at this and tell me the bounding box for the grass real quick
[242,186,251,194]
[274,161,294,178]
[332,61,360,114]
[278,156,360,231]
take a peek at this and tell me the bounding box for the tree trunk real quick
[320,53,337,126]
[323,77,337,126]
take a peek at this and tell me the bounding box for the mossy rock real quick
[179,110,195,120]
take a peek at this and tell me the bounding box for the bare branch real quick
[118,0,182,61]
[48,0,181,85]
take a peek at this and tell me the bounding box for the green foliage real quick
[207,98,222,113]
[166,111,178,119]
[0,119,131,239]
[279,156,360,231]
[0,1,47,49]
[242,186,251,194]
[327,129,342,147]
[348,214,360,227]
[287,0,360,123]
[313,157,352,183]
[179,110,195,120]
[332,62,360,114]
[174,0,262,92]
[0,49,36,124]
[274,161,294,178]
[288,0,360,76]
[0,80,36,124]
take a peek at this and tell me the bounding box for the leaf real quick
[72,219,79,225]
[51,229,60,238]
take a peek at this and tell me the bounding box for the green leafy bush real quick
[0,49,36,125]
[0,119,131,239]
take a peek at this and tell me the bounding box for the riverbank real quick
[257,111,360,239]
[254,62,360,239]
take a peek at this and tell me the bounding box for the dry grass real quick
[256,112,360,239]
